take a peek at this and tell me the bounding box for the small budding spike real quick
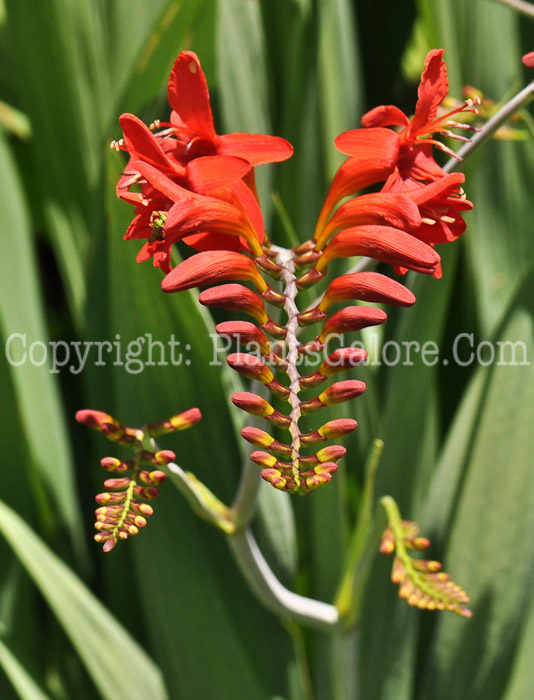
[78,406,200,551]
[380,509,472,618]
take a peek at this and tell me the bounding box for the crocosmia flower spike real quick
[76,408,201,551]
[114,49,473,497]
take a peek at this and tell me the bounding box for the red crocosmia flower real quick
[337,50,480,191]
[166,51,293,166]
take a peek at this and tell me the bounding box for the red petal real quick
[411,49,448,135]
[522,51,534,68]
[361,105,410,129]
[182,232,242,252]
[218,133,294,165]
[228,179,265,243]
[168,51,216,141]
[335,127,400,159]
[124,208,153,240]
[132,160,196,202]
[166,197,245,237]
[120,114,182,175]
[185,155,250,193]
[161,250,267,293]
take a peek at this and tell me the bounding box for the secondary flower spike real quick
[77,408,201,551]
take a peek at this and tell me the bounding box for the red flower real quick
[336,49,479,191]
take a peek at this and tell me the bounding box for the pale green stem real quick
[444,79,534,172]
[227,528,341,632]
[334,440,384,624]
[271,244,303,486]
[492,0,534,18]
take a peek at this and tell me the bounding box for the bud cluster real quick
[76,407,201,551]
[380,521,472,618]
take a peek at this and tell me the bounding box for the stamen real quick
[440,215,456,224]
[421,217,436,226]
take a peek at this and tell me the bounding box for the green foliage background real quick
[0,0,533,698]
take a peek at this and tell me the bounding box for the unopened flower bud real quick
[146,407,202,436]
[300,380,366,414]
[231,392,291,427]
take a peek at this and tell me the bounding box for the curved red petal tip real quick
[360,106,410,130]
[335,127,401,160]
[522,51,534,68]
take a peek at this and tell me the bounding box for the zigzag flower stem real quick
[271,244,303,488]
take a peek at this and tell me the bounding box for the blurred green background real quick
[1,0,533,698]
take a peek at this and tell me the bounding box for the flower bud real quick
[319,306,387,340]
[161,250,269,294]
[103,477,131,490]
[231,392,291,427]
[146,407,202,436]
[226,354,289,399]
[300,380,366,414]
[139,470,167,485]
[299,348,368,388]
[241,427,292,458]
[319,272,416,315]
[100,457,131,473]
[216,321,271,355]
[200,284,270,325]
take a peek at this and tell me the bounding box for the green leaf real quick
[317,0,362,178]
[0,500,167,700]
[0,638,52,700]
[0,130,84,554]
[4,0,112,318]
[419,305,534,700]
[115,0,214,118]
